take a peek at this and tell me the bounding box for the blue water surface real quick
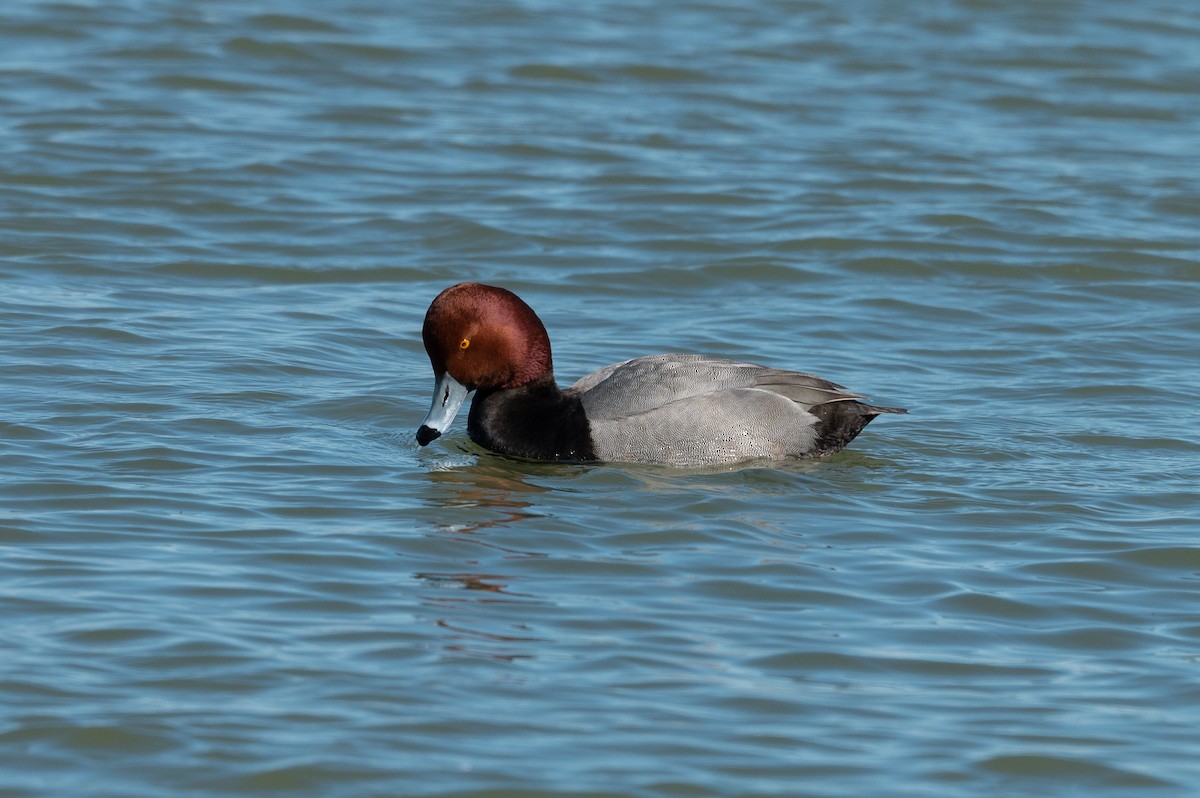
[3,1,1200,796]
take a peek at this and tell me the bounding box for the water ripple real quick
[4,0,1200,795]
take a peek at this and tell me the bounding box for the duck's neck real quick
[467,375,596,462]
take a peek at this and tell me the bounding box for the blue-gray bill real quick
[417,371,471,446]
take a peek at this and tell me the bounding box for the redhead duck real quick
[417,282,905,466]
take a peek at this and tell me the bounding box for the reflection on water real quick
[418,572,544,662]
[416,461,555,661]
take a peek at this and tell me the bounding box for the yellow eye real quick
[459,338,470,350]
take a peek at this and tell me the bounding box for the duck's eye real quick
[459,338,470,350]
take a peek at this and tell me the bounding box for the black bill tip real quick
[416,425,441,446]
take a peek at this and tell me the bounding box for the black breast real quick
[467,377,597,462]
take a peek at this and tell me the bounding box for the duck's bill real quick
[417,371,471,446]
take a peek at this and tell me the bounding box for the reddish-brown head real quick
[421,282,554,391]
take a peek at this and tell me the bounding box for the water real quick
[3,1,1199,795]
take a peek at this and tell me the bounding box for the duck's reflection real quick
[416,571,527,596]
[414,449,579,661]
[412,572,545,662]
[420,450,554,547]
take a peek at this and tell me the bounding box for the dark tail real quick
[809,401,906,456]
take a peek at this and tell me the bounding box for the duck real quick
[416,282,905,466]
